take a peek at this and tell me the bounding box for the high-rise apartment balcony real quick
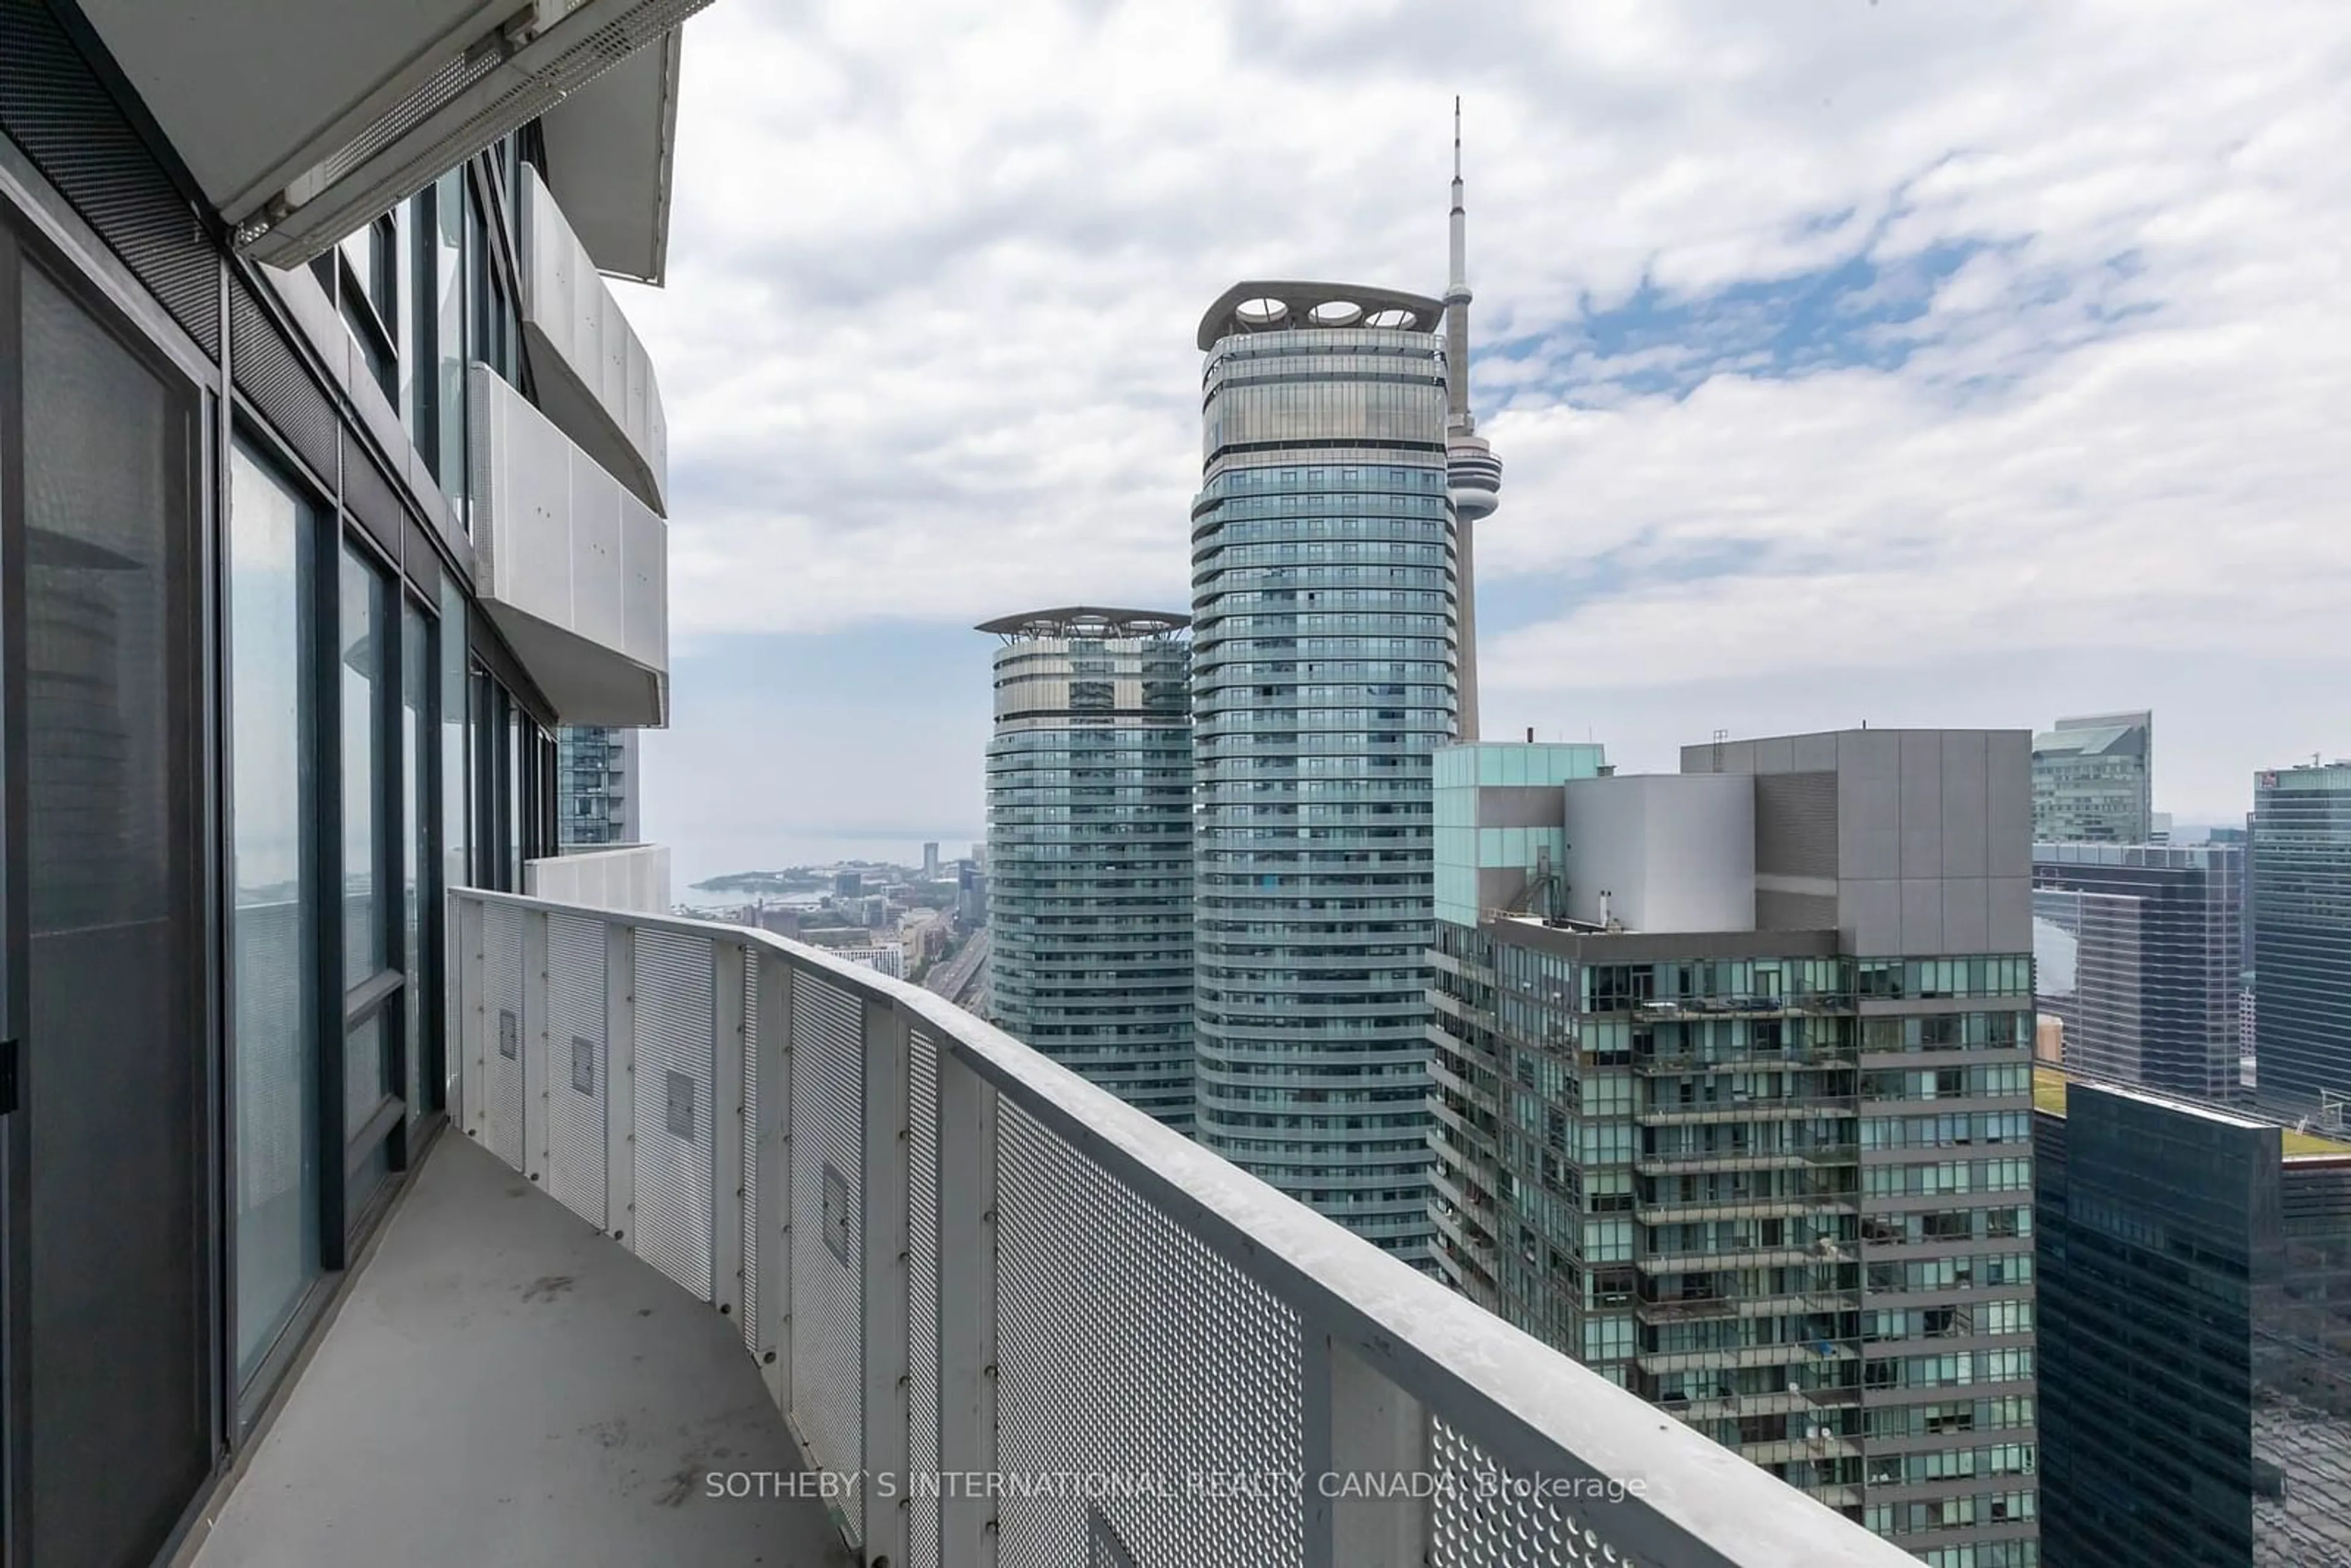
[517,162,670,512]
[470,363,670,725]
[190,886,1920,1568]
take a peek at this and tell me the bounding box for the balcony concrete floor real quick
[188,1134,853,1568]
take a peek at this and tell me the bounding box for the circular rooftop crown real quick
[1196,281,1447,351]
[975,606,1191,639]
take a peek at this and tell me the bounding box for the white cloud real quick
[628,0,2351,844]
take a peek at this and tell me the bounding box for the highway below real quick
[924,926,989,1013]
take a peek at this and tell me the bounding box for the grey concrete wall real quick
[1686,729,2032,957]
[1477,784,1573,830]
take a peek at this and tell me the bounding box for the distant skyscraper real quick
[555,726,640,846]
[2252,763,2351,1117]
[2031,711,2153,842]
[956,862,988,928]
[2031,841,2244,1102]
[980,607,1194,1130]
[1430,729,2039,1561]
[1190,276,1460,1260]
[1187,123,1496,1262]
[2034,1068,2351,1567]
[922,841,940,880]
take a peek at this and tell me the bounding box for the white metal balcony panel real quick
[78,0,720,266]
[519,165,669,512]
[470,365,667,726]
[525,844,672,913]
[451,887,1929,1568]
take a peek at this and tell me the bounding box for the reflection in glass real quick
[403,599,431,1119]
[345,1002,386,1146]
[342,546,391,1141]
[342,546,384,986]
[20,263,209,1559]
[347,1076,391,1218]
[443,582,470,1106]
[506,706,523,887]
[441,579,470,895]
[227,444,320,1384]
[433,169,468,512]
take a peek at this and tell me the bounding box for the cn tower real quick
[1444,97,1502,740]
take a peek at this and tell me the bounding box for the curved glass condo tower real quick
[982,607,1196,1129]
[1189,284,1460,1261]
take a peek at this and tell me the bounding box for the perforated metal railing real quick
[451,888,1917,1568]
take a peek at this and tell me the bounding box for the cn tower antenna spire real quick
[1445,96,1472,433]
[1442,94,1501,742]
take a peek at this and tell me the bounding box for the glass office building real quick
[2030,712,2153,844]
[2035,1069,2351,1567]
[2031,842,2244,1102]
[1190,282,1459,1261]
[2251,763,2351,1118]
[983,607,1195,1128]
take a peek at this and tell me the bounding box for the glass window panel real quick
[19,261,208,1564]
[433,169,468,514]
[403,598,430,1119]
[347,1088,392,1219]
[227,443,321,1384]
[506,703,523,887]
[465,178,490,383]
[394,198,424,448]
[345,1003,386,1141]
[341,545,386,985]
[440,586,468,1108]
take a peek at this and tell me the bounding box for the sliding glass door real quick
[226,443,321,1390]
[2,227,208,1568]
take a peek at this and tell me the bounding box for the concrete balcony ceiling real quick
[470,364,669,727]
[75,0,715,266]
[519,164,669,512]
[539,28,684,285]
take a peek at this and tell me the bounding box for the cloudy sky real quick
[622,0,2351,882]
